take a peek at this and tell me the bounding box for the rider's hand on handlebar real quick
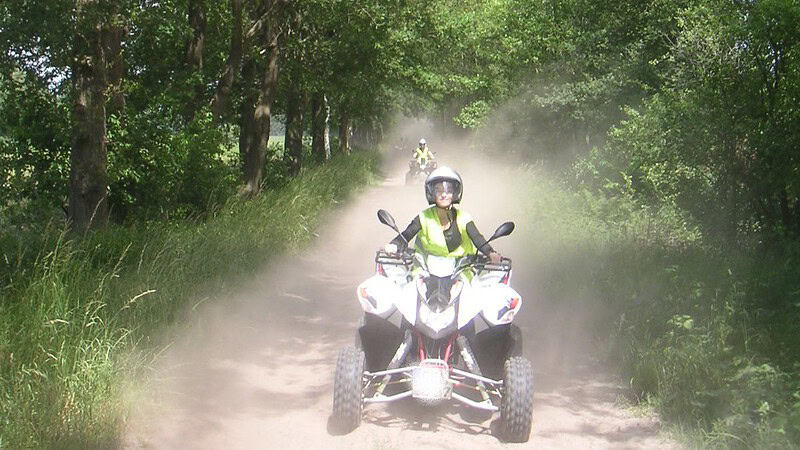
[384,243,398,254]
[489,251,502,264]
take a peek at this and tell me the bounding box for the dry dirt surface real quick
[123,151,681,450]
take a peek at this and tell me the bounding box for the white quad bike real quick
[405,157,438,185]
[331,209,533,442]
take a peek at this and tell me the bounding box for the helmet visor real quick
[432,180,458,196]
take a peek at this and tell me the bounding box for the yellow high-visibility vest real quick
[415,147,432,161]
[414,206,476,257]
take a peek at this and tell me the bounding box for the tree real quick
[183,0,206,119]
[580,0,800,243]
[239,0,286,196]
[210,0,243,124]
[68,1,131,231]
[281,4,310,174]
[284,88,306,175]
[311,93,331,161]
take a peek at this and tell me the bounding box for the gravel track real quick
[124,151,680,450]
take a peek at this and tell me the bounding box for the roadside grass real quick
[513,165,800,449]
[0,151,380,449]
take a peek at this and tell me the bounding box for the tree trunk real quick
[103,25,125,115]
[338,103,352,156]
[239,8,280,196]
[354,119,382,149]
[210,0,243,124]
[184,0,206,119]
[311,93,330,161]
[238,58,257,169]
[284,89,306,176]
[69,0,109,232]
[186,0,206,70]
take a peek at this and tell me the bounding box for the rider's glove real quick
[384,243,398,254]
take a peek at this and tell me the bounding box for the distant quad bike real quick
[331,209,533,443]
[405,158,438,185]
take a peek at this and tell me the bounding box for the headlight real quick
[418,302,456,333]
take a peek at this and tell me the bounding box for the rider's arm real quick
[466,221,495,256]
[389,216,421,250]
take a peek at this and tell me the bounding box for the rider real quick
[385,167,502,269]
[412,138,435,166]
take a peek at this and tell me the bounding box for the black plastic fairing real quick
[414,275,460,340]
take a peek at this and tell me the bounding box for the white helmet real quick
[424,166,463,205]
[419,138,427,147]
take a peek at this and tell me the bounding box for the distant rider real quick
[412,138,435,166]
[385,167,502,269]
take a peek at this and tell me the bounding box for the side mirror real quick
[377,209,399,233]
[488,222,515,242]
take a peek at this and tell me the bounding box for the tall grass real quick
[513,165,800,449]
[0,151,380,448]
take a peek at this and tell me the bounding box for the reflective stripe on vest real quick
[414,206,476,257]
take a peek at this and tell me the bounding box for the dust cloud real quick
[123,118,680,449]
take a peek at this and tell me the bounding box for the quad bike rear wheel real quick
[500,356,533,442]
[332,347,365,432]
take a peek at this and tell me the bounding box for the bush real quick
[514,164,800,448]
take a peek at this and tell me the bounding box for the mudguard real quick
[395,281,418,326]
[357,275,419,324]
[478,283,522,326]
[356,275,399,318]
[457,283,483,328]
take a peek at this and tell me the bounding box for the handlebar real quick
[375,249,414,266]
[375,250,512,272]
[471,255,513,272]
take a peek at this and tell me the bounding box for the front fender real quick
[479,284,523,326]
[357,275,418,324]
[357,275,399,318]
[457,283,483,328]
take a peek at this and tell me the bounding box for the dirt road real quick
[124,152,680,449]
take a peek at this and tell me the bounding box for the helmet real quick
[424,166,463,205]
[419,138,427,147]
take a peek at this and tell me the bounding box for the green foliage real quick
[615,256,800,448]
[0,70,70,216]
[510,164,800,448]
[575,0,800,243]
[0,150,380,448]
[471,0,685,160]
[453,100,490,129]
[406,0,527,127]
[2,0,800,446]
[106,109,238,222]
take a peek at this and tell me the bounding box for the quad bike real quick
[331,209,533,442]
[405,158,438,185]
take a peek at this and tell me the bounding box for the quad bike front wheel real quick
[332,347,365,432]
[500,356,533,442]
